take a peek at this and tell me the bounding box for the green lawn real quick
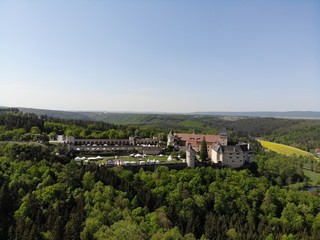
[290,169,320,190]
[303,169,320,185]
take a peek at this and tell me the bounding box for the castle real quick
[168,130,253,168]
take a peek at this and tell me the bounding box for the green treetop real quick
[200,137,208,162]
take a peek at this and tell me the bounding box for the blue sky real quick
[0,0,319,112]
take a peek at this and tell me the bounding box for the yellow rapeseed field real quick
[257,140,314,157]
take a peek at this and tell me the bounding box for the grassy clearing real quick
[303,169,320,186]
[290,169,320,189]
[257,140,315,158]
[48,141,60,146]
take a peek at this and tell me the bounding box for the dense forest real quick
[0,142,319,239]
[0,108,163,141]
[264,121,320,151]
[0,108,320,239]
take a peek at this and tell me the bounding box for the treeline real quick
[3,108,320,140]
[120,115,306,138]
[265,121,320,151]
[0,142,319,239]
[225,117,304,137]
[0,109,164,141]
[1,108,319,152]
[0,108,121,133]
[0,108,44,132]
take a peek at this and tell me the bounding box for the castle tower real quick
[186,144,196,169]
[129,136,135,145]
[218,128,228,146]
[167,130,175,146]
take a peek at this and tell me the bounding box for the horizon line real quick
[2,106,320,114]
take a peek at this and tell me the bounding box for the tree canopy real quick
[0,108,319,239]
[199,137,208,162]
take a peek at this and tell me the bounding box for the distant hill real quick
[194,111,320,119]
[17,108,168,123]
[12,107,314,134]
[16,107,94,120]
[15,107,320,122]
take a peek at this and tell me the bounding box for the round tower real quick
[167,130,175,146]
[186,144,195,169]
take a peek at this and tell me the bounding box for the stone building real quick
[51,134,75,144]
[211,142,253,168]
[168,129,253,168]
[167,130,228,158]
[74,136,158,147]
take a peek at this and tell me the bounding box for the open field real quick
[290,169,320,190]
[257,139,315,158]
[304,169,320,186]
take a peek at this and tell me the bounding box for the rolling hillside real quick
[4,107,320,151]
[257,139,316,158]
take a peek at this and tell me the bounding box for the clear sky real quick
[0,0,319,113]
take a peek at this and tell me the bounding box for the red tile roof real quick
[176,133,220,143]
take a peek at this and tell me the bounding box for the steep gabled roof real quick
[212,143,250,153]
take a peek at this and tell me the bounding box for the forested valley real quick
[0,108,320,239]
